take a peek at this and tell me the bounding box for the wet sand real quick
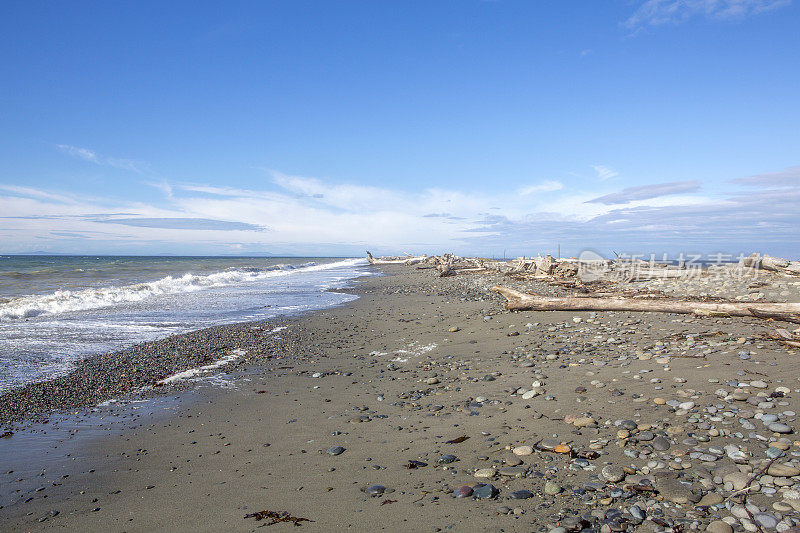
[2,265,800,532]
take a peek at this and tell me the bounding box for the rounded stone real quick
[602,465,626,483]
[365,484,386,496]
[453,485,473,498]
[754,513,778,529]
[573,416,596,428]
[652,436,671,451]
[768,463,800,477]
[472,483,499,499]
[706,520,733,533]
[326,446,346,456]
[768,423,792,434]
[544,481,562,495]
[513,446,534,456]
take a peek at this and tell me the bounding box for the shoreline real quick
[0,267,373,426]
[2,264,800,531]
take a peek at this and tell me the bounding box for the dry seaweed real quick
[244,510,313,526]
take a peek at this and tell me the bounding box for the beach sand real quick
[2,265,800,531]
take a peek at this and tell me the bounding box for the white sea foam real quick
[157,348,249,385]
[389,342,437,363]
[0,258,366,320]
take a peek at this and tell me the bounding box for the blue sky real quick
[1,0,799,258]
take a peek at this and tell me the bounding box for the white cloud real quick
[518,180,564,195]
[56,144,146,173]
[592,165,618,181]
[626,0,790,28]
[1,164,799,257]
[587,180,701,204]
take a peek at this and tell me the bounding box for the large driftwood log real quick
[749,309,800,325]
[621,269,698,281]
[490,286,800,317]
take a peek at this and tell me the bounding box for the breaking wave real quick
[0,258,366,320]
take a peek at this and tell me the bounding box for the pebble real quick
[326,446,345,456]
[573,416,596,428]
[768,422,793,434]
[544,481,561,495]
[513,446,533,456]
[768,463,800,477]
[453,486,473,498]
[754,513,779,529]
[706,521,733,533]
[652,436,671,451]
[601,465,625,483]
[654,476,691,504]
[365,484,386,496]
[472,483,499,499]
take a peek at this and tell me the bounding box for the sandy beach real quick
[2,264,800,532]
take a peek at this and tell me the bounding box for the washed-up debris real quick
[491,285,800,317]
[769,328,800,348]
[445,435,469,444]
[243,510,313,526]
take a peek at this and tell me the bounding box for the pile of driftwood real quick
[366,251,488,277]
[491,252,800,322]
[366,250,800,348]
[366,251,800,283]
[740,253,800,276]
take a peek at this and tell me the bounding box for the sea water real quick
[0,256,371,392]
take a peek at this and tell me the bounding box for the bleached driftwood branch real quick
[490,286,800,317]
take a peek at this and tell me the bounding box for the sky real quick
[1,0,799,259]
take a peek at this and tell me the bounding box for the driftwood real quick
[366,251,427,265]
[741,253,800,276]
[749,309,800,325]
[491,286,800,317]
[768,328,800,348]
[623,269,696,281]
[437,264,456,277]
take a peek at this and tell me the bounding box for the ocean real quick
[0,255,371,392]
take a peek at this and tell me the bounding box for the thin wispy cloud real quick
[91,217,267,232]
[625,0,790,28]
[592,165,618,181]
[56,144,146,173]
[0,185,78,204]
[586,180,701,204]
[517,180,563,195]
[731,165,800,188]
